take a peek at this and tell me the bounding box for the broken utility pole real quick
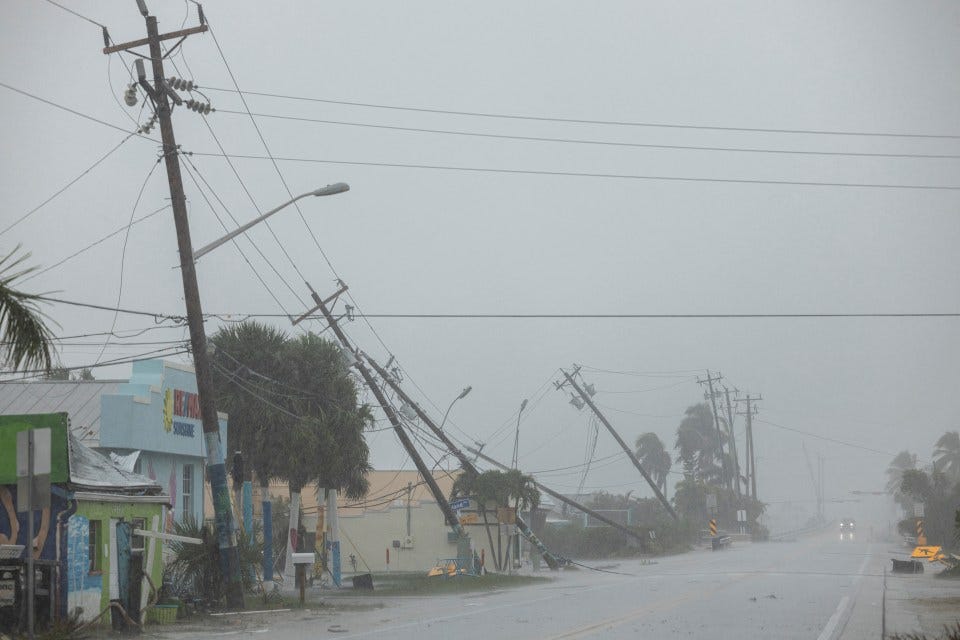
[559,368,678,520]
[466,446,652,546]
[296,283,465,537]
[363,354,562,570]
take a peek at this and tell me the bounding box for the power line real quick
[216,109,960,161]
[0,346,190,380]
[29,297,960,321]
[201,87,960,140]
[1,133,137,237]
[754,417,897,458]
[0,81,151,139]
[39,0,106,28]
[188,152,960,191]
[22,204,170,283]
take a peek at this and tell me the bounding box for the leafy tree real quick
[635,432,672,500]
[0,246,55,373]
[933,431,960,483]
[898,469,960,547]
[451,469,539,571]
[675,404,723,483]
[886,450,918,512]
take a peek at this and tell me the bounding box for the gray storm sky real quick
[2,0,959,527]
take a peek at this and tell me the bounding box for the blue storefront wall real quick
[99,360,227,526]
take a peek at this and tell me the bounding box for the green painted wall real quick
[74,499,165,623]
[0,413,69,483]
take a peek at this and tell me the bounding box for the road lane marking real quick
[817,596,850,640]
[817,543,873,640]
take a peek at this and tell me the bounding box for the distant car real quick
[840,518,856,541]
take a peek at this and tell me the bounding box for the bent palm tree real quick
[0,246,55,372]
[933,432,960,482]
[635,432,672,499]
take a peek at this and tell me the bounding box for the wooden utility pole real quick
[559,368,678,520]
[737,394,761,501]
[722,386,742,497]
[698,371,730,491]
[467,446,652,545]
[299,284,465,536]
[363,354,562,569]
[104,5,244,608]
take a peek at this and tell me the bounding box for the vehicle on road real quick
[839,518,856,541]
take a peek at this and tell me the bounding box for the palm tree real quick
[886,450,918,495]
[933,432,960,482]
[635,432,672,499]
[675,404,722,483]
[1,246,55,373]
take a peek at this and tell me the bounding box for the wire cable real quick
[216,109,960,161]
[189,152,960,191]
[23,204,170,283]
[94,158,162,365]
[0,81,152,139]
[201,87,960,140]
[1,133,137,237]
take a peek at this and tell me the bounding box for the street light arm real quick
[193,183,349,261]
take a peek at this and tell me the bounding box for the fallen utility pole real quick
[104,4,244,608]
[466,446,651,545]
[301,283,464,537]
[560,368,678,520]
[363,354,561,570]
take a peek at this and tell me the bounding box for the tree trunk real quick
[481,505,499,572]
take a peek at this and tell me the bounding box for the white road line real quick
[817,544,873,640]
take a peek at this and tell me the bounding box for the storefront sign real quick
[163,389,199,438]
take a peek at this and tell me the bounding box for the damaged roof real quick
[68,434,162,495]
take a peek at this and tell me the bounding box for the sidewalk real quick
[884,564,960,638]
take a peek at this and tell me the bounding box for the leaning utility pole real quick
[736,394,761,501]
[722,386,742,497]
[295,283,464,536]
[363,354,562,570]
[697,371,730,491]
[466,446,652,546]
[104,3,244,608]
[559,368,678,520]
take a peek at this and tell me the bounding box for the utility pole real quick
[363,354,562,569]
[697,371,730,491]
[104,4,244,608]
[467,446,652,546]
[722,386,742,497]
[295,283,465,537]
[558,367,678,520]
[736,394,761,501]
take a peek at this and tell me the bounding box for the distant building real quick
[0,359,228,527]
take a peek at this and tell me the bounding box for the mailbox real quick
[291,553,314,565]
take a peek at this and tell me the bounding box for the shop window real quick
[131,517,146,553]
[88,521,102,573]
[182,465,193,518]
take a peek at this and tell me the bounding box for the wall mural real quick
[0,486,52,559]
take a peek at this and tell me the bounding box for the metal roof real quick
[0,380,120,443]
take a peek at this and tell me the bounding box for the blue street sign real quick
[449,498,470,511]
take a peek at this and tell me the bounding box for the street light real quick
[439,385,472,432]
[511,398,528,470]
[193,182,349,260]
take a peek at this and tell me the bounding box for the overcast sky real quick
[2,0,959,530]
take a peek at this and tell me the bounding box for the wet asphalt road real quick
[162,532,887,639]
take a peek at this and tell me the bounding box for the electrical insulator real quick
[138,114,158,134]
[184,99,214,115]
[123,84,138,107]
[167,77,196,91]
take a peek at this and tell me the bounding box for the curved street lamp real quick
[193,182,349,261]
[439,385,472,432]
